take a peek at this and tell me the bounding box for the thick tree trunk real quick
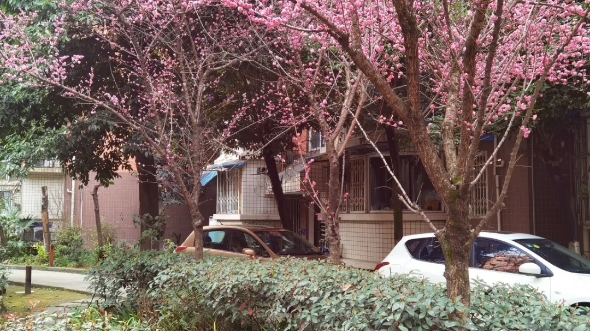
[136,151,161,250]
[384,125,404,244]
[326,145,342,264]
[91,185,104,248]
[439,197,473,308]
[262,145,290,229]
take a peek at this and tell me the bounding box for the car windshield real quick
[515,239,590,274]
[253,230,320,256]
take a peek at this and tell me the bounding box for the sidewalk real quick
[6,267,91,294]
[4,266,96,317]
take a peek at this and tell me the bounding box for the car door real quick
[401,237,447,284]
[469,237,551,298]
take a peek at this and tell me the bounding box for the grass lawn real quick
[2,285,89,316]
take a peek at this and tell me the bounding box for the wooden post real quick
[41,186,51,253]
[49,244,55,267]
[25,266,32,294]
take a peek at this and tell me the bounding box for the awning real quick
[222,161,246,168]
[200,171,217,186]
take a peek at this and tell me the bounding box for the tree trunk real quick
[0,226,6,247]
[263,145,290,229]
[41,186,51,253]
[91,185,104,248]
[325,144,342,264]
[188,198,204,260]
[384,125,404,244]
[439,197,473,309]
[136,151,161,250]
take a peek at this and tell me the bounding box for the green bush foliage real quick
[0,306,150,330]
[55,226,87,267]
[86,242,192,312]
[89,248,590,331]
[149,258,588,331]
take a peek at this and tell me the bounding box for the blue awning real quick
[200,171,217,186]
[480,133,494,142]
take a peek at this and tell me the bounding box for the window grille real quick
[347,158,365,212]
[217,168,240,214]
[470,153,488,217]
[309,129,325,152]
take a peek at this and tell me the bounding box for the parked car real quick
[375,231,590,307]
[175,225,325,260]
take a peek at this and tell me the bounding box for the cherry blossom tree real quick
[0,0,267,259]
[228,0,590,305]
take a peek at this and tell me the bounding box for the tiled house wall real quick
[64,171,200,248]
[73,172,141,245]
[21,173,66,221]
[240,160,278,215]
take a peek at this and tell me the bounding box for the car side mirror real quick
[518,262,542,276]
[242,248,257,258]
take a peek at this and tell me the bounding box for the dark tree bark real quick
[0,227,6,247]
[136,151,160,250]
[263,145,290,229]
[384,125,404,244]
[438,197,474,310]
[90,185,104,248]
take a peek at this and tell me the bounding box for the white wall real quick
[240,160,278,215]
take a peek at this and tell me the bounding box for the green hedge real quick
[149,258,590,331]
[86,246,590,330]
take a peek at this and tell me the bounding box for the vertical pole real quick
[25,266,32,294]
[49,244,55,267]
[42,186,51,253]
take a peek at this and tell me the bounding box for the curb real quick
[2,265,89,275]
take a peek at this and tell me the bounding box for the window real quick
[203,230,228,250]
[309,129,325,152]
[515,238,590,274]
[346,158,365,212]
[473,238,533,273]
[369,156,441,211]
[470,153,488,217]
[228,230,269,257]
[217,168,240,214]
[405,237,445,264]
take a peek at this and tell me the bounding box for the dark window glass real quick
[203,230,227,250]
[473,238,534,273]
[515,239,590,274]
[254,230,320,256]
[405,237,445,264]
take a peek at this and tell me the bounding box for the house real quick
[0,159,210,247]
[212,126,582,269]
[0,160,66,241]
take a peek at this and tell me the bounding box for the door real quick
[469,238,551,298]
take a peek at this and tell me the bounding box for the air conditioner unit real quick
[257,167,268,174]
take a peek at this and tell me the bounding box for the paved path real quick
[6,267,91,294]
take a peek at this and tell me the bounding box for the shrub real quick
[86,242,191,312]
[55,226,87,267]
[148,258,590,331]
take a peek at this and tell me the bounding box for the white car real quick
[375,231,590,307]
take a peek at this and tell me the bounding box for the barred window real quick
[217,168,240,214]
[470,153,488,217]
